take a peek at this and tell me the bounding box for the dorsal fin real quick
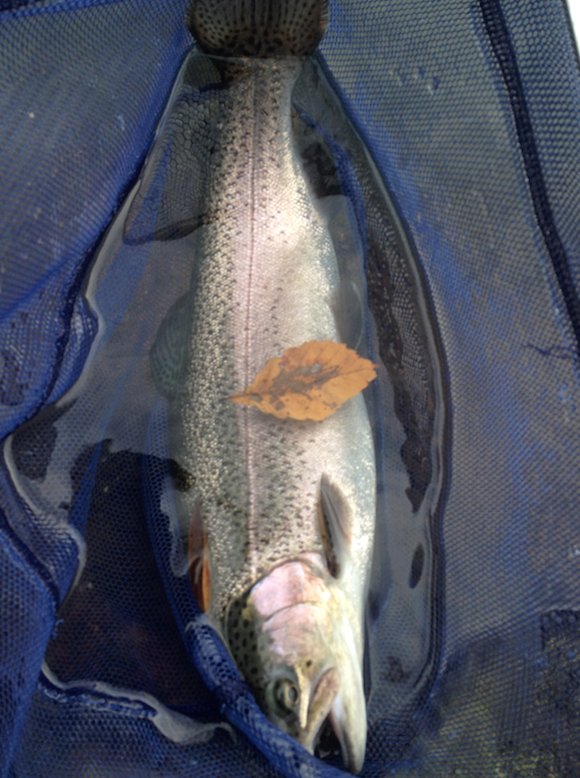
[123,91,214,245]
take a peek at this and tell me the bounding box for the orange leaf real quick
[229,340,378,421]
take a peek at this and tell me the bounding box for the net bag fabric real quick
[1,0,580,776]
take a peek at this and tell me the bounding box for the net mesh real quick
[1,0,580,776]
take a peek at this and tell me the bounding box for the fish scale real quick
[174,59,355,617]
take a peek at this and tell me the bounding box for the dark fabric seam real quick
[479,0,580,354]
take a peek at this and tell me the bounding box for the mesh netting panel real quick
[0,524,55,772]
[0,0,191,439]
[318,0,580,773]
[1,0,580,776]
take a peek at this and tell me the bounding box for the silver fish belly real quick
[153,1,376,772]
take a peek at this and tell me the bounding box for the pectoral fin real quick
[331,279,364,352]
[318,476,352,578]
[188,501,211,612]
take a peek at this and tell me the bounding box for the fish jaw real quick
[226,557,367,773]
[329,674,366,775]
[294,640,367,775]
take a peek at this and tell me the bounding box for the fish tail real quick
[185,0,329,58]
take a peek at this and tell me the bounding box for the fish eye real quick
[272,678,300,714]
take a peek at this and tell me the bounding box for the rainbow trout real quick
[151,0,376,771]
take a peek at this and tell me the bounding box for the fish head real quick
[225,555,366,773]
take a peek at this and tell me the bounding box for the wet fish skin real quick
[153,0,376,771]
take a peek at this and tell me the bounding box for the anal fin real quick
[318,475,352,578]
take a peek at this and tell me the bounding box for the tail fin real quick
[185,0,329,57]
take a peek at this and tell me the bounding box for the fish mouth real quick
[298,667,365,774]
[298,667,339,754]
[329,691,365,775]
